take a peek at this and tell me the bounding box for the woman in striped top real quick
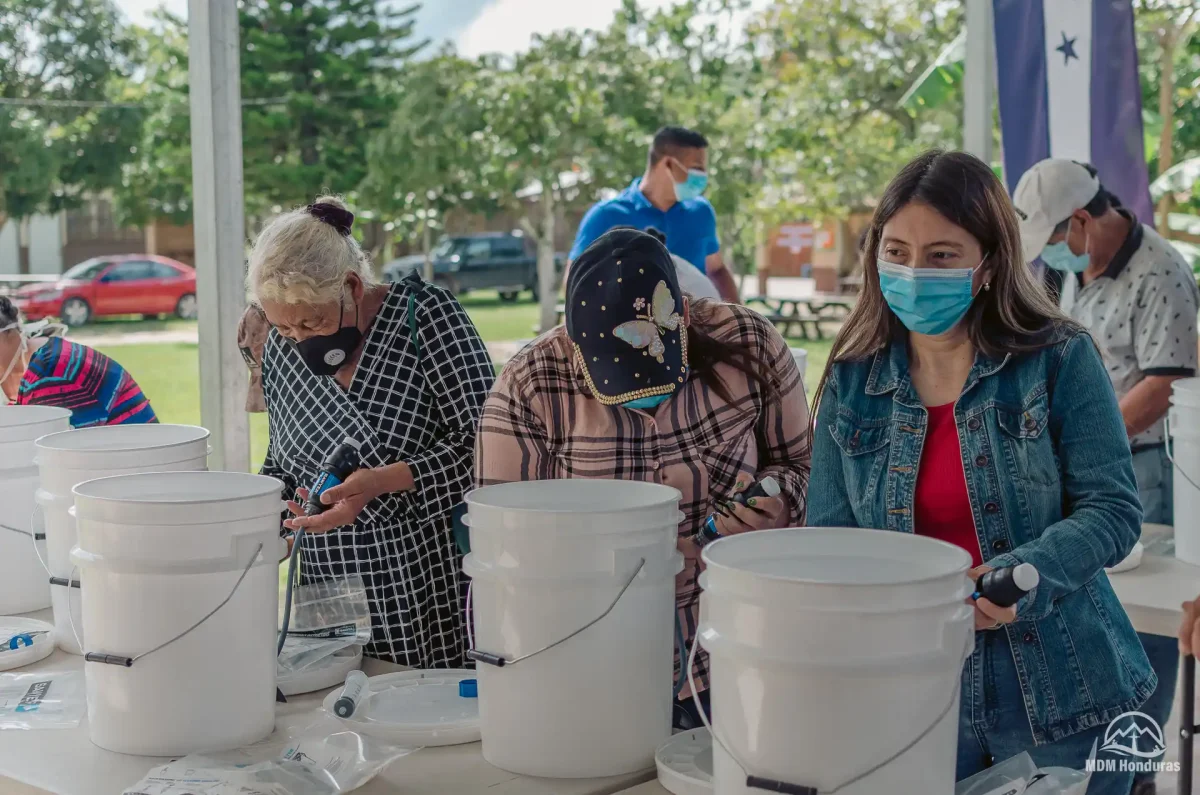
[0,296,157,426]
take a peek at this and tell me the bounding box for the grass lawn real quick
[90,293,833,474]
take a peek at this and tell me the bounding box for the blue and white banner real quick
[993,0,1153,223]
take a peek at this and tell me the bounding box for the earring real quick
[983,282,991,291]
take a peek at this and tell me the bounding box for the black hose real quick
[276,528,305,656]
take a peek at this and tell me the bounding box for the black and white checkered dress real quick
[260,277,495,667]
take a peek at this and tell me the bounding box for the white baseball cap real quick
[1012,159,1102,263]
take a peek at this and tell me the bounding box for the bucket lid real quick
[656,729,713,795]
[321,669,480,746]
[278,646,363,697]
[35,424,209,470]
[0,406,71,444]
[0,617,55,672]
[72,471,284,526]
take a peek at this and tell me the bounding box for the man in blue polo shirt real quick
[569,126,740,302]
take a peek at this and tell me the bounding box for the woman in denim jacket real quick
[809,151,1155,792]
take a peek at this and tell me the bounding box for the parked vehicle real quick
[12,255,197,325]
[382,233,566,301]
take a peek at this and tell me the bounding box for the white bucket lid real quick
[35,424,210,470]
[0,406,71,444]
[278,646,363,697]
[656,729,713,795]
[467,479,681,535]
[0,617,56,672]
[322,669,480,746]
[73,471,284,526]
[701,527,972,609]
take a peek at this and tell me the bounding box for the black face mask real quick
[294,296,362,376]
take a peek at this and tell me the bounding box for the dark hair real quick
[648,126,709,168]
[0,296,20,328]
[1051,162,1117,234]
[813,150,1068,412]
[688,302,779,405]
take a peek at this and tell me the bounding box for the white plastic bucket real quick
[0,406,72,614]
[697,527,974,795]
[464,479,684,778]
[1167,378,1200,564]
[70,471,285,756]
[789,347,807,388]
[34,424,210,654]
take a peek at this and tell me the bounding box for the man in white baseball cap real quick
[1016,157,1199,795]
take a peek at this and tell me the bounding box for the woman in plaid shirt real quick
[476,228,811,729]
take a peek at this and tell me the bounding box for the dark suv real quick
[382,233,565,301]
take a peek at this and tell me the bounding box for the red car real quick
[13,255,197,326]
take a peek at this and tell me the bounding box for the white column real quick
[963,0,995,163]
[188,0,250,473]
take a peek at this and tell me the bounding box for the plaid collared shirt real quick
[476,300,812,692]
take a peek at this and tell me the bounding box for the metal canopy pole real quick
[963,0,995,163]
[188,0,250,473]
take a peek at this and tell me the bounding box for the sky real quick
[114,0,705,57]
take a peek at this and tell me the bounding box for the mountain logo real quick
[1100,712,1166,759]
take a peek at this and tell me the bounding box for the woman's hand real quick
[712,479,788,536]
[1180,596,1200,655]
[284,468,387,534]
[968,565,1019,630]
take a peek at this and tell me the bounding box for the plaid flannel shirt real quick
[476,301,812,692]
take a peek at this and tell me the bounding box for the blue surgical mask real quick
[674,169,708,202]
[1040,234,1090,274]
[878,260,978,336]
[622,394,671,411]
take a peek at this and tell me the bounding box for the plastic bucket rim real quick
[0,405,72,430]
[72,471,284,507]
[701,527,973,589]
[466,480,682,518]
[35,423,210,457]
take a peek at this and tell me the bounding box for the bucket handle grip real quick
[1166,412,1200,493]
[71,542,264,668]
[30,503,51,578]
[686,627,960,794]
[466,557,645,668]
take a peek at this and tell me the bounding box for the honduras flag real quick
[993,0,1154,223]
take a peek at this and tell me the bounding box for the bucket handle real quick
[685,625,964,794]
[1166,412,1200,493]
[69,542,264,668]
[466,557,645,668]
[29,502,56,581]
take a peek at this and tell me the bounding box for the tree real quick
[238,0,428,214]
[0,0,141,239]
[1136,0,1200,224]
[468,31,654,330]
[358,51,490,277]
[113,13,194,227]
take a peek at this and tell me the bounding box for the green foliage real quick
[357,50,488,245]
[0,0,141,225]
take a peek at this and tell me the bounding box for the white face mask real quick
[0,323,28,404]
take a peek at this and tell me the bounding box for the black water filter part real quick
[304,437,362,516]
[974,563,1040,608]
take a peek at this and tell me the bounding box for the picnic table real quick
[744,295,854,341]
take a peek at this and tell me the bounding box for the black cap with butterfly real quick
[566,227,688,406]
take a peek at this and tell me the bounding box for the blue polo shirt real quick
[569,179,720,273]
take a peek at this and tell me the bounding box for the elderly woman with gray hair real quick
[249,195,494,668]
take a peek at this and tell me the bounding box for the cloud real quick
[455,0,681,58]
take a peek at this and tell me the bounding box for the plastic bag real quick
[0,670,86,730]
[284,576,372,647]
[955,741,1094,795]
[123,715,415,795]
[277,635,357,674]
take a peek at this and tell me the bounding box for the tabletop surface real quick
[1106,524,1199,637]
[0,610,653,795]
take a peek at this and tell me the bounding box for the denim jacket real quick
[809,327,1155,744]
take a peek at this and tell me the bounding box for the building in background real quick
[0,198,195,276]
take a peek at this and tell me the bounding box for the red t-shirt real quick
[914,403,982,567]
